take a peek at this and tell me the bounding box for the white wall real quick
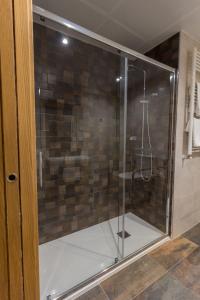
[172,31,200,237]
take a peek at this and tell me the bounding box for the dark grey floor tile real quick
[134,274,200,300]
[75,285,109,300]
[184,223,200,245]
[101,255,166,300]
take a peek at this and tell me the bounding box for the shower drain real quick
[117,230,131,239]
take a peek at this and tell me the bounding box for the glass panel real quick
[123,56,174,257]
[34,22,124,299]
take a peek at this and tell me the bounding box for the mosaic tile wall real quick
[125,71,173,232]
[34,23,122,244]
[146,33,180,69]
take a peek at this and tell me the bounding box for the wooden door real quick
[0,60,9,300]
[0,0,39,299]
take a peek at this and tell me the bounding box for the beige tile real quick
[76,286,109,300]
[149,237,198,270]
[171,247,200,296]
[101,255,166,300]
[134,273,200,300]
[184,223,200,245]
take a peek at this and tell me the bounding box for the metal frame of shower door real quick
[33,5,175,74]
[121,57,128,258]
[164,72,176,236]
[166,70,178,237]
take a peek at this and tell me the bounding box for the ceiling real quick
[33,0,200,52]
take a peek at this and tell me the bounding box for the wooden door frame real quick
[0,0,39,299]
[0,59,9,300]
[13,0,40,299]
[0,0,24,299]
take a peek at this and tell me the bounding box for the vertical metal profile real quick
[122,57,128,258]
[166,71,176,236]
[39,151,43,188]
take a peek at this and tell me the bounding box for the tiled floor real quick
[76,223,200,300]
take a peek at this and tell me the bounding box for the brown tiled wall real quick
[146,33,180,68]
[124,68,174,232]
[34,22,178,244]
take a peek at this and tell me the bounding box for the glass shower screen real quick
[33,8,175,300]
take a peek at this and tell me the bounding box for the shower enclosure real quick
[33,6,175,300]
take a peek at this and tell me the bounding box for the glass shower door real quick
[122,55,174,257]
[34,21,124,299]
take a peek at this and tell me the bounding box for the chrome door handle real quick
[39,151,43,188]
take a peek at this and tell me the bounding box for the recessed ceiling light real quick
[62,38,68,45]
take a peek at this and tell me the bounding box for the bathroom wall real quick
[34,23,122,244]
[146,33,180,68]
[172,31,200,237]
